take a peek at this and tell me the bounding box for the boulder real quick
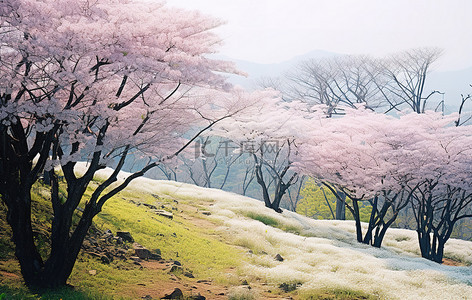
[169,265,183,273]
[161,288,183,299]
[142,203,157,210]
[274,254,284,262]
[151,209,173,219]
[100,255,111,264]
[116,231,134,243]
[133,242,152,260]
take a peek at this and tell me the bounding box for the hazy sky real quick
[166,0,472,71]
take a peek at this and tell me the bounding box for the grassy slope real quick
[0,179,247,299]
[1,172,471,299]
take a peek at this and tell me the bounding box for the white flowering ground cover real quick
[89,165,472,300]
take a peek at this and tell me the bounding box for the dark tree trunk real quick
[335,191,346,220]
[6,190,44,288]
[351,198,363,243]
[4,181,96,289]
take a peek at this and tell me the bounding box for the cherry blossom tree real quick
[210,90,313,212]
[296,108,472,251]
[0,0,253,288]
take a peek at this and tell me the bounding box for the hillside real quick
[1,165,472,299]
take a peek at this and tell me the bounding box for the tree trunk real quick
[4,179,96,289]
[6,190,44,288]
[352,199,363,243]
[335,191,346,220]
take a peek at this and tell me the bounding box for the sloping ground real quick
[1,164,472,299]
[123,172,472,300]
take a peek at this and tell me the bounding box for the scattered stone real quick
[173,260,181,266]
[279,282,301,292]
[200,211,211,216]
[142,203,158,210]
[151,209,174,219]
[189,295,205,300]
[196,280,211,284]
[184,271,195,278]
[173,199,179,204]
[116,231,134,243]
[141,295,153,300]
[133,242,153,260]
[100,255,111,264]
[169,265,183,273]
[130,256,143,262]
[151,193,160,199]
[217,292,225,296]
[161,288,183,299]
[241,280,249,285]
[88,270,97,276]
[133,261,143,268]
[171,232,177,238]
[274,254,284,262]
[149,253,162,260]
[113,236,124,245]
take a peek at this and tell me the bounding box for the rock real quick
[196,280,211,284]
[113,236,124,245]
[100,255,111,264]
[274,254,284,262]
[116,231,134,243]
[241,280,249,285]
[130,256,143,262]
[189,295,205,300]
[151,209,173,219]
[133,243,152,260]
[200,211,211,216]
[133,261,142,267]
[88,270,97,275]
[173,260,181,266]
[149,253,162,260]
[184,271,195,278]
[142,203,157,210]
[169,265,183,273]
[153,249,162,256]
[151,193,160,199]
[161,288,183,299]
[141,295,153,300]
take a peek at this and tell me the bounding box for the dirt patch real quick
[131,260,228,299]
[442,258,466,266]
